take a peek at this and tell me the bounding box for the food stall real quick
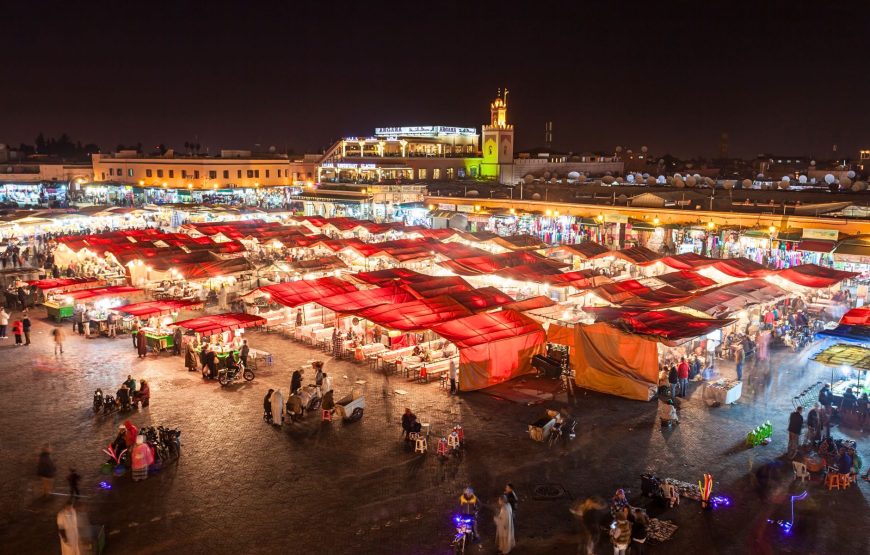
[51,286,143,330]
[116,299,206,349]
[171,313,266,368]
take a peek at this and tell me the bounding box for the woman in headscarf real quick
[123,420,138,448]
[136,329,148,358]
[493,494,515,554]
[270,388,284,426]
[130,435,154,481]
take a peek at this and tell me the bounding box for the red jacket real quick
[11,321,23,335]
[677,361,690,379]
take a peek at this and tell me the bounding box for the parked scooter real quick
[217,363,255,386]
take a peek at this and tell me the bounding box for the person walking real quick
[52,328,65,355]
[290,369,303,393]
[314,361,324,387]
[37,446,56,497]
[0,307,9,338]
[735,346,745,381]
[271,388,285,426]
[787,406,803,459]
[172,326,182,356]
[66,468,81,500]
[806,403,821,446]
[56,503,81,555]
[321,372,333,396]
[504,483,518,520]
[677,357,690,397]
[240,339,249,368]
[493,495,515,554]
[449,358,458,394]
[22,309,31,345]
[136,329,148,358]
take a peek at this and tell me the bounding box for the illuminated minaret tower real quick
[481,88,514,184]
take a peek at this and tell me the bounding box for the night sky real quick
[3,0,868,159]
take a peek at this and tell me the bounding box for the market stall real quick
[172,312,267,367]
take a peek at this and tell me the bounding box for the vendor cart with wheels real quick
[334,386,365,422]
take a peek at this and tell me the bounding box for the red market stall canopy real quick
[409,228,461,241]
[502,296,557,312]
[430,309,546,391]
[176,257,253,281]
[448,287,515,312]
[440,251,567,276]
[403,276,474,298]
[710,258,772,278]
[619,286,693,309]
[774,264,858,288]
[492,263,564,282]
[313,286,417,314]
[357,295,472,332]
[116,299,204,318]
[172,312,266,336]
[586,308,735,345]
[545,270,613,290]
[582,280,652,304]
[489,234,549,251]
[275,234,330,248]
[427,242,490,260]
[659,252,716,270]
[65,286,142,301]
[653,270,717,292]
[348,268,424,286]
[594,245,662,266]
[249,277,358,307]
[549,242,610,259]
[841,308,870,326]
[289,256,348,273]
[677,278,788,316]
[28,277,104,292]
[797,239,837,254]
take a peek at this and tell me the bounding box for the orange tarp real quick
[550,322,657,401]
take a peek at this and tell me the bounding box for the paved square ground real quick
[0,309,868,554]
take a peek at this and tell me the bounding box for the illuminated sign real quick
[374,126,478,138]
[801,228,839,241]
[322,163,378,170]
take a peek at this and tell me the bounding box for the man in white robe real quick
[271,388,285,426]
[57,504,81,555]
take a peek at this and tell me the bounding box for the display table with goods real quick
[43,299,75,321]
[141,327,175,351]
[703,379,742,406]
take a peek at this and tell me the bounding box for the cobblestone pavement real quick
[1,308,868,554]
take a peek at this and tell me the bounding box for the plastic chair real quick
[321,409,332,422]
[840,474,852,489]
[825,472,842,490]
[792,461,810,483]
[436,437,449,456]
[447,432,460,450]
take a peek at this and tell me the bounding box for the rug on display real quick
[647,518,678,543]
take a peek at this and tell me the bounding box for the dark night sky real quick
[3,0,868,159]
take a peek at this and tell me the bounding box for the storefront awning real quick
[659,253,716,270]
[348,268,424,286]
[172,312,266,336]
[551,242,610,259]
[28,277,104,292]
[594,245,662,266]
[710,258,773,278]
[812,343,870,370]
[654,270,717,292]
[430,309,544,349]
[797,240,836,253]
[586,308,735,345]
[439,251,566,276]
[65,286,142,301]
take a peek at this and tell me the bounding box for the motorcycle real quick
[451,514,475,554]
[93,389,105,413]
[217,363,254,386]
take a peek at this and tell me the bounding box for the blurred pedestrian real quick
[787,406,803,459]
[67,468,81,500]
[449,358,458,394]
[22,309,31,345]
[52,328,65,355]
[12,319,23,345]
[493,495,515,554]
[504,483,518,520]
[0,307,9,338]
[56,503,80,555]
[677,357,689,397]
[37,446,56,497]
[631,508,649,555]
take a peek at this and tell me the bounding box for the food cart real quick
[115,299,205,349]
[171,312,266,369]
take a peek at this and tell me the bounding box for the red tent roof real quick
[551,242,610,259]
[775,264,859,288]
[116,299,204,317]
[349,268,424,286]
[585,280,651,304]
[588,308,735,344]
[313,286,417,314]
[543,270,612,289]
[403,276,474,298]
[619,285,694,308]
[492,263,565,282]
[595,245,662,265]
[176,258,253,280]
[430,309,544,349]
[796,240,836,253]
[427,242,490,260]
[252,277,357,307]
[659,253,716,270]
[357,295,472,331]
[502,296,557,312]
[678,278,788,315]
[841,308,870,326]
[654,270,717,292]
[440,251,565,276]
[28,277,104,292]
[490,234,549,250]
[411,228,460,240]
[65,286,142,301]
[710,258,772,278]
[172,312,266,336]
[448,287,515,312]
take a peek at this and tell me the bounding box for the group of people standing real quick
[459,485,517,554]
[0,307,33,346]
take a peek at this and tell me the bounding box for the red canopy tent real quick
[116,299,205,318]
[348,268,424,286]
[427,242,490,260]
[586,308,735,345]
[65,286,142,301]
[502,296,557,312]
[172,313,266,336]
[175,257,253,280]
[250,277,357,307]
[544,270,612,290]
[595,246,662,266]
[710,258,772,278]
[430,309,546,390]
[28,277,104,292]
[490,234,549,251]
[448,287,515,312]
[678,278,788,316]
[356,296,471,331]
[841,308,870,326]
[440,251,565,276]
[658,252,716,270]
[550,242,610,259]
[653,270,717,292]
[584,280,651,304]
[403,276,474,298]
[619,286,693,308]
[492,263,565,282]
[775,264,858,288]
[313,286,417,314]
